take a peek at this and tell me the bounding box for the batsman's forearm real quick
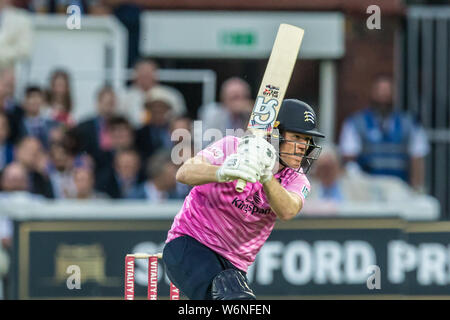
[263,178,303,221]
[176,161,219,186]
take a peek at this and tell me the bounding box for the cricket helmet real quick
[275,99,325,138]
[272,99,325,173]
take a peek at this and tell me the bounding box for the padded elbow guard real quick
[211,269,256,300]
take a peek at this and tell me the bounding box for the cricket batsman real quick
[163,99,324,300]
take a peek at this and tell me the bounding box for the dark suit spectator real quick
[97,115,137,177]
[11,86,58,149]
[0,113,14,171]
[339,75,430,192]
[14,136,54,198]
[96,148,141,199]
[135,86,178,162]
[46,142,77,199]
[109,115,135,151]
[75,85,118,174]
[128,150,188,201]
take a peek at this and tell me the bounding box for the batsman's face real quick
[279,132,311,170]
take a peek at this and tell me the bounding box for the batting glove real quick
[216,153,261,183]
[238,135,277,183]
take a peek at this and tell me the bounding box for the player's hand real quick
[238,135,277,183]
[216,153,261,183]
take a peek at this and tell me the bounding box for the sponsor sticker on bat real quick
[263,84,280,98]
[249,96,279,128]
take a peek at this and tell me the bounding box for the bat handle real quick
[235,179,247,192]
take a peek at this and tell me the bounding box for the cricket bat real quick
[236,24,304,192]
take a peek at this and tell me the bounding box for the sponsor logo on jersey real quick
[232,196,271,215]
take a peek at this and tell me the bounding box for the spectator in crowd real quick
[128,150,187,202]
[96,148,141,199]
[168,116,194,197]
[170,116,195,164]
[14,136,54,198]
[119,58,186,128]
[0,0,32,69]
[0,67,19,113]
[43,69,75,127]
[0,161,31,299]
[72,166,109,200]
[46,142,77,199]
[0,113,14,171]
[12,86,59,149]
[0,161,34,248]
[48,123,66,146]
[339,75,430,192]
[0,67,21,143]
[75,85,118,172]
[92,115,136,177]
[135,86,177,162]
[61,126,94,170]
[170,116,193,146]
[108,115,135,151]
[308,144,413,203]
[199,77,253,145]
[0,161,28,192]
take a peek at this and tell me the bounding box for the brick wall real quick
[335,15,401,139]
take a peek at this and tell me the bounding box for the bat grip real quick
[235,179,247,192]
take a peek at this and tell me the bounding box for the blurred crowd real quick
[0,60,195,202]
[0,62,430,204]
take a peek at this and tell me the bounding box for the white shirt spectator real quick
[0,6,33,68]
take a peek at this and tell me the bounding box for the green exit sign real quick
[219,31,257,47]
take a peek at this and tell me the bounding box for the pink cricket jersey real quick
[166,135,311,272]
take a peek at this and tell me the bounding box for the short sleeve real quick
[284,173,311,205]
[196,135,239,166]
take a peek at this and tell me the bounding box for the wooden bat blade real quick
[247,24,304,134]
[236,24,304,193]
